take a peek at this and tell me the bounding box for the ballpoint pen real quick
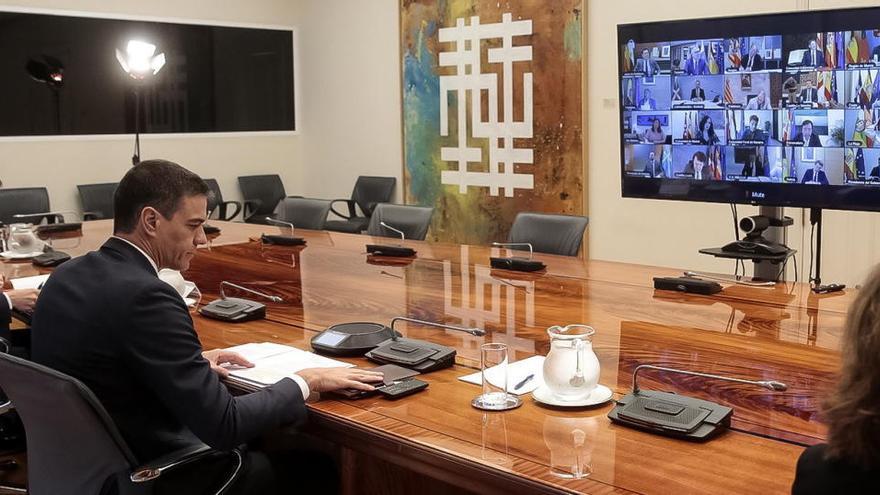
[513,373,535,391]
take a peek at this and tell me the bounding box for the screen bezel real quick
[618,6,880,212]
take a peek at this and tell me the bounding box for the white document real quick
[458,355,545,396]
[11,274,50,290]
[223,342,352,388]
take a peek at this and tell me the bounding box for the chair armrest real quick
[82,211,102,221]
[0,337,9,354]
[0,400,12,416]
[130,444,243,484]
[217,201,242,222]
[329,199,356,220]
[242,199,263,222]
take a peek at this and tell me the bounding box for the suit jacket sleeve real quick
[119,284,307,450]
[0,292,10,339]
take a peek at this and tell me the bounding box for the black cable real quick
[808,222,815,286]
[730,204,743,278]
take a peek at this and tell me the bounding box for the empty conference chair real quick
[78,182,118,220]
[273,197,332,230]
[0,187,63,225]
[325,176,397,234]
[203,179,242,222]
[0,352,243,495]
[366,204,433,241]
[507,212,589,257]
[238,175,287,224]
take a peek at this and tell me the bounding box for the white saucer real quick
[532,384,613,407]
[1,250,44,260]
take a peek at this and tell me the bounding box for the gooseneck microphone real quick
[632,364,788,394]
[266,217,296,237]
[220,281,283,303]
[492,241,534,259]
[380,221,405,241]
[389,316,485,341]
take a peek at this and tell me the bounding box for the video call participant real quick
[643,151,662,176]
[635,48,661,77]
[698,115,720,145]
[805,39,824,67]
[800,80,819,106]
[794,120,822,147]
[691,79,706,101]
[742,43,764,71]
[683,151,709,179]
[740,151,765,177]
[740,115,766,142]
[801,160,829,184]
[745,89,772,109]
[31,160,384,494]
[792,264,880,493]
[639,88,657,110]
[870,156,880,180]
[684,46,708,75]
[642,118,666,143]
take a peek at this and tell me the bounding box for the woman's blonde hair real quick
[825,266,880,467]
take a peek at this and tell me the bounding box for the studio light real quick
[116,39,166,165]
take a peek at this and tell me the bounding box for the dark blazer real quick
[792,444,880,494]
[794,132,823,147]
[690,88,705,100]
[0,294,9,343]
[800,88,819,104]
[742,53,764,71]
[806,48,824,67]
[801,169,829,184]
[31,238,306,461]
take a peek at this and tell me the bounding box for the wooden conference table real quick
[1,220,848,494]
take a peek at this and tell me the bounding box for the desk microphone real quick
[608,364,788,441]
[262,218,306,246]
[199,281,283,322]
[366,222,416,257]
[490,242,545,272]
[364,316,485,372]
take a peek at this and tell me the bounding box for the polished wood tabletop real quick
[3,219,848,494]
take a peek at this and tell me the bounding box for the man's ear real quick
[140,207,161,237]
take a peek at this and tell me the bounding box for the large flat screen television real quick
[618,7,880,212]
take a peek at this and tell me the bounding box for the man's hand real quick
[296,367,385,393]
[7,289,38,313]
[202,349,254,378]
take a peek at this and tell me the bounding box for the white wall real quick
[0,0,302,215]
[588,0,880,287]
[294,0,403,204]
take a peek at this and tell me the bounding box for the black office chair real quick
[203,179,242,222]
[366,204,433,241]
[0,187,64,225]
[507,212,589,257]
[325,176,397,234]
[273,198,332,230]
[238,175,286,224]
[78,183,118,220]
[0,352,243,495]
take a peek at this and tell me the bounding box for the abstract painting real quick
[401,0,584,245]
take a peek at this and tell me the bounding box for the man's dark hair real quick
[802,119,814,128]
[750,115,760,124]
[114,159,209,233]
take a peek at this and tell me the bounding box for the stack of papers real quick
[222,342,352,390]
[11,274,50,290]
[458,355,545,396]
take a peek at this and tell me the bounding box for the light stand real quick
[116,40,166,166]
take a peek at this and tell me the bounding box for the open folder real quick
[221,342,352,391]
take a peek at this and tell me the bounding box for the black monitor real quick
[618,7,880,212]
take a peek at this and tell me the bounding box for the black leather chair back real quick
[352,177,396,216]
[366,204,433,241]
[508,212,589,256]
[78,183,118,220]
[204,179,224,214]
[0,352,140,495]
[0,188,50,225]
[238,175,286,223]
[274,198,332,230]
[203,179,242,222]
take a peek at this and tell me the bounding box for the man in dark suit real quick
[799,80,819,106]
[31,160,383,494]
[806,39,824,67]
[690,79,706,101]
[801,160,830,184]
[635,48,661,77]
[742,43,764,71]
[794,120,823,147]
[740,115,766,142]
[0,276,38,351]
[0,277,38,450]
